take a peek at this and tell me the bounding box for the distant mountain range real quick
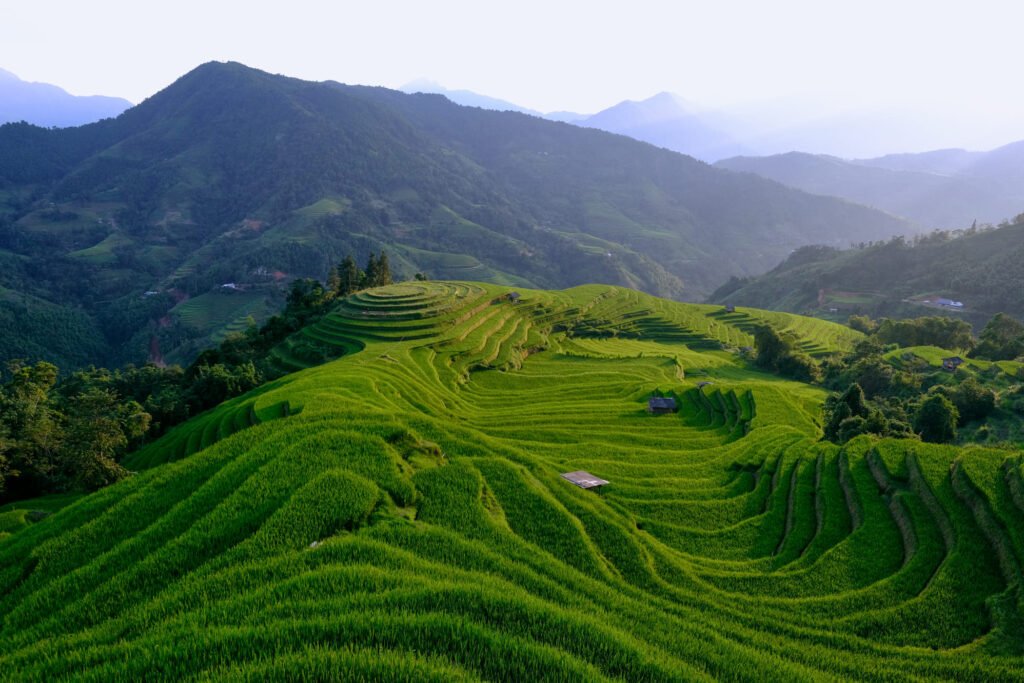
[406,81,1024,164]
[0,68,132,127]
[716,145,1024,228]
[0,62,910,369]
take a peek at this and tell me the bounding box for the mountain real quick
[0,68,132,127]
[716,151,1022,228]
[710,220,1024,326]
[0,61,910,368]
[400,78,543,116]
[575,92,747,161]
[2,282,1021,679]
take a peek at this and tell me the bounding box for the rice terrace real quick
[1,281,1022,681]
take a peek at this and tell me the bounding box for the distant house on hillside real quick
[507,291,521,303]
[724,304,736,313]
[942,356,964,372]
[221,283,240,291]
[647,396,677,414]
[936,298,964,308]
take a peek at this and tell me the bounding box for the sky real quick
[4,0,1024,151]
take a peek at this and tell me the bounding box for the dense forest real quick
[0,61,909,370]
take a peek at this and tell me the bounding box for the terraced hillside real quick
[1,283,1022,681]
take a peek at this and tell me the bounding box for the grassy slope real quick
[0,282,1021,681]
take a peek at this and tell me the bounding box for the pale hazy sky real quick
[4,0,1024,149]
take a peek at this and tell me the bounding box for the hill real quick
[709,222,1024,326]
[575,92,747,162]
[716,146,1024,229]
[0,68,131,128]
[1,283,1021,680]
[0,61,910,368]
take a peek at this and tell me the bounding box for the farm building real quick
[936,298,964,308]
[942,356,964,372]
[507,291,522,303]
[724,304,736,313]
[647,396,677,414]
[561,471,610,489]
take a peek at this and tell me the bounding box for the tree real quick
[326,265,341,296]
[377,251,393,286]
[339,255,362,296]
[847,315,877,335]
[823,383,868,442]
[60,388,150,491]
[950,378,995,424]
[0,361,62,496]
[913,394,958,443]
[753,325,788,370]
[363,253,379,289]
[973,313,1024,361]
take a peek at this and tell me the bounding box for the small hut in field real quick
[647,396,677,414]
[561,471,610,489]
[942,356,964,372]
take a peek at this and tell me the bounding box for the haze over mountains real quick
[0,61,911,369]
[0,68,132,128]
[403,80,1024,162]
[716,146,1024,228]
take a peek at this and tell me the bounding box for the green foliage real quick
[932,378,996,426]
[847,314,877,334]
[875,316,974,352]
[973,312,1024,361]
[753,325,819,381]
[913,394,959,443]
[0,361,152,500]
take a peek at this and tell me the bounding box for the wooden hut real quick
[647,396,677,414]
[942,356,964,372]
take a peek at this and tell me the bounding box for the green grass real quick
[66,232,135,265]
[1,282,1021,680]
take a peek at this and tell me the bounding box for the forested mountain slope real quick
[0,284,1021,680]
[0,61,909,368]
[710,222,1024,324]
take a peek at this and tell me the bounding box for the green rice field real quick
[1,282,1021,680]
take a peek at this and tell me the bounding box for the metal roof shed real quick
[561,471,609,489]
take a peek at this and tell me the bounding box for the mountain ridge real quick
[0,68,132,128]
[0,61,910,368]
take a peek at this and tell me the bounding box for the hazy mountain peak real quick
[398,78,540,115]
[0,66,131,127]
[400,78,446,94]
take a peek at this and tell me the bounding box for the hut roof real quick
[561,471,610,489]
[648,396,677,410]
